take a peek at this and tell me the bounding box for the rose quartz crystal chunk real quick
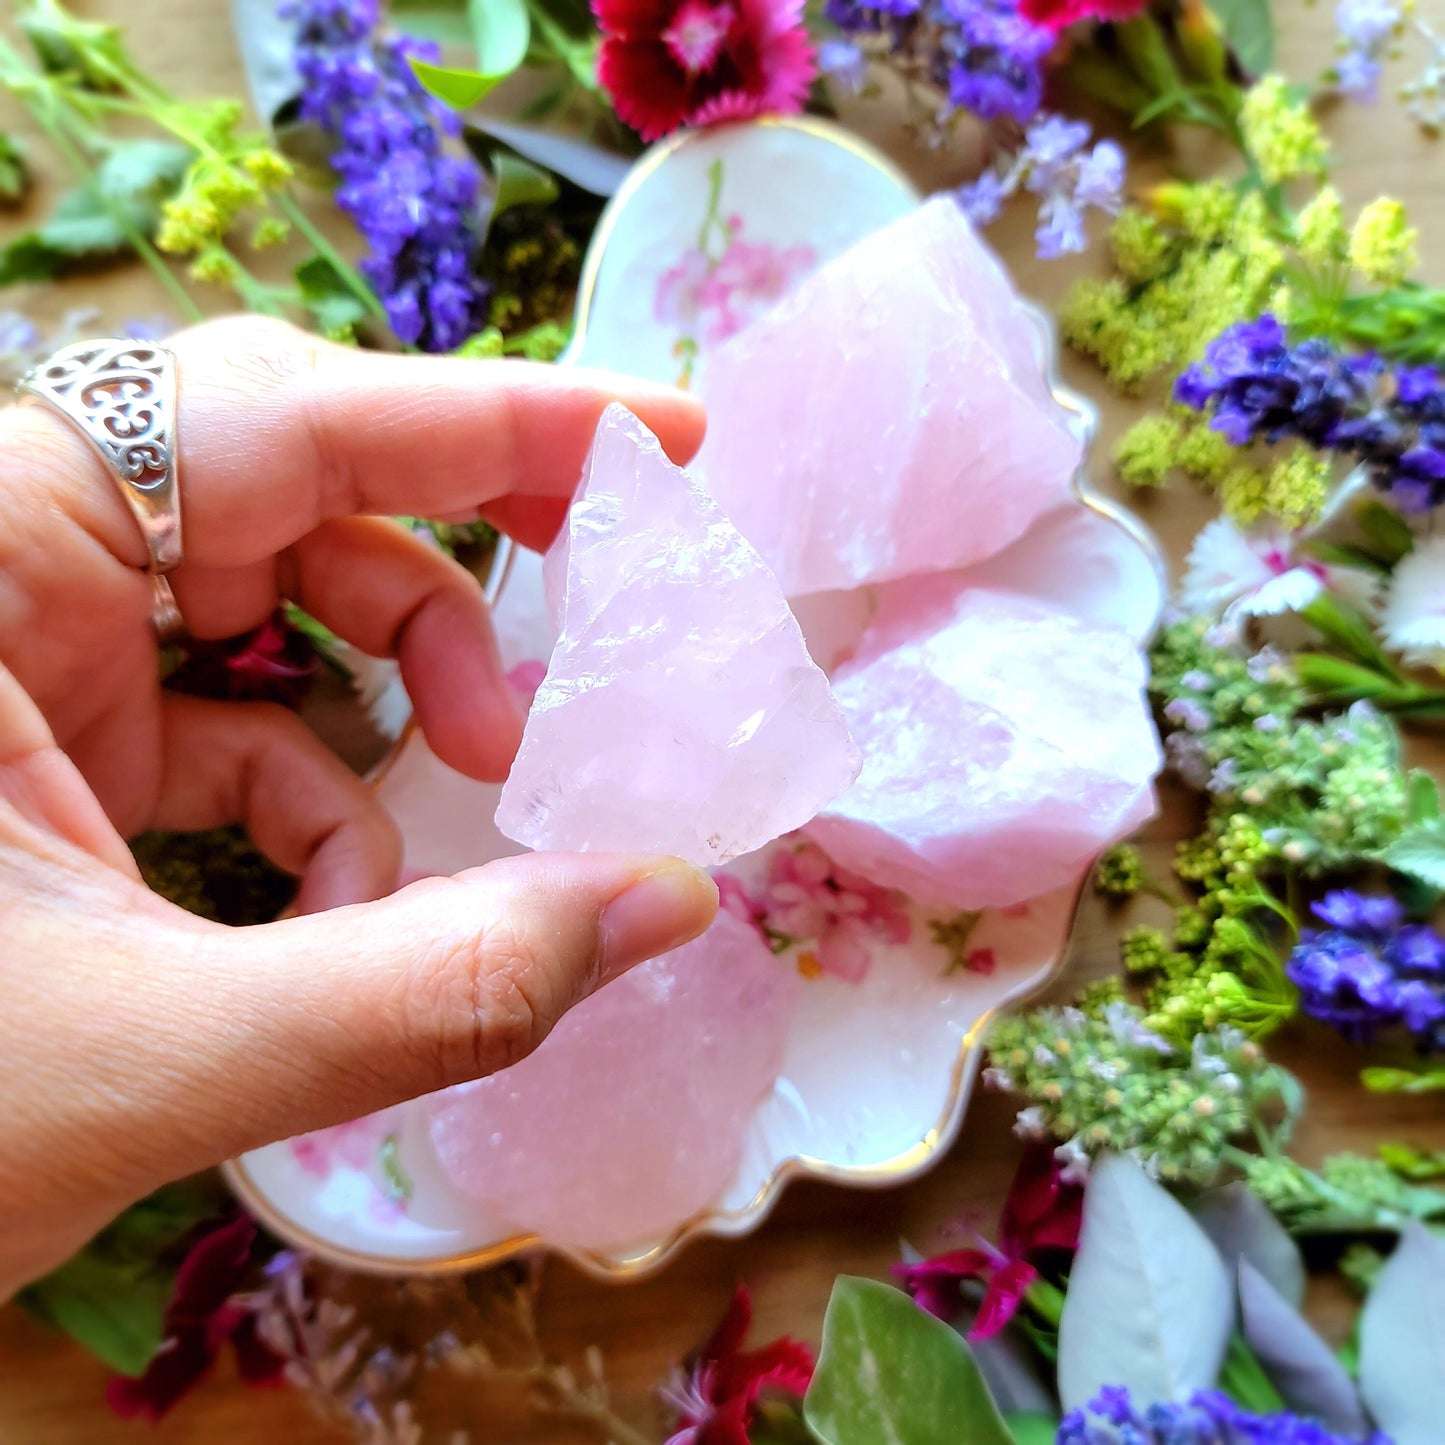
[426,911,796,1247]
[692,196,1083,598]
[495,405,860,864]
[806,586,1161,910]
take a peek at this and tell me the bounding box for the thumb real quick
[103,852,718,1182]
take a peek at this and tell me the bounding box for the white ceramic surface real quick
[227,117,1167,1278]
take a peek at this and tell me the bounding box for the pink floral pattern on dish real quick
[290,1114,392,1178]
[719,836,912,984]
[654,159,816,383]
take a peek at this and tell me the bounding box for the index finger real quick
[62,315,707,570]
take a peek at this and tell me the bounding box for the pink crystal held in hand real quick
[426,911,796,1247]
[806,587,1161,910]
[496,405,860,864]
[692,196,1083,598]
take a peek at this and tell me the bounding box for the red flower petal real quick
[1017,0,1145,29]
[968,1260,1038,1341]
[698,1282,754,1364]
[592,0,678,39]
[596,36,697,140]
[999,1143,1082,1256]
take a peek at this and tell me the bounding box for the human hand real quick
[0,316,718,1297]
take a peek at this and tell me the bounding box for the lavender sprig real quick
[1175,314,1445,512]
[282,0,490,351]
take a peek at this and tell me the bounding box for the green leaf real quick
[1115,16,1185,97]
[804,1277,1015,1445]
[1205,0,1274,74]
[1380,1144,1445,1181]
[1294,653,1399,702]
[490,149,559,215]
[0,132,26,203]
[1354,499,1416,565]
[19,1253,171,1376]
[469,0,531,78]
[94,138,191,202]
[0,232,67,286]
[1410,772,1442,824]
[410,56,507,108]
[1002,1414,1058,1445]
[1362,1066,1445,1094]
[1299,594,1402,680]
[1379,818,1445,890]
[294,255,372,340]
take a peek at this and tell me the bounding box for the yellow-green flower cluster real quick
[1060,187,1285,393]
[985,1003,1295,1185]
[132,825,293,926]
[1348,197,1418,286]
[1242,1152,1445,1232]
[1217,446,1332,529]
[154,101,293,274]
[1294,186,1347,267]
[1094,843,1145,898]
[1239,75,1329,185]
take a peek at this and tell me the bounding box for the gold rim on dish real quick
[223,114,1169,1281]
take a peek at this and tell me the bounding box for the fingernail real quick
[599,861,719,979]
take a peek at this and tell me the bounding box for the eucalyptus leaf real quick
[1194,1182,1305,1308]
[1205,0,1273,74]
[1056,1154,1232,1411]
[231,0,303,126]
[468,0,530,77]
[1238,1261,1371,1436]
[1379,818,1445,890]
[465,115,631,193]
[804,1278,1015,1445]
[1359,1223,1445,1445]
[392,0,475,44]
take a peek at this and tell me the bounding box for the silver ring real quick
[18,339,184,636]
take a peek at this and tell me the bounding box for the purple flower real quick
[282,0,489,351]
[1288,893,1445,1049]
[1176,316,1445,511]
[955,170,1008,225]
[826,0,1054,125]
[1059,1385,1390,1443]
[1331,0,1405,103]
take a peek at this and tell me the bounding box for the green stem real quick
[274,190,387,323]
[18,87,202,319]
[1218,1333,1285,1414]
[1023,1277,1065,1329]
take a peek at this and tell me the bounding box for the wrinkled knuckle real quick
[470,917,562,1075]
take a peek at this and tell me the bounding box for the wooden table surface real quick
[2,1,1444,1440]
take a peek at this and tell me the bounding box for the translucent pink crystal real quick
[495,404,860,864]
[806,586,1161,910]
[425,911,796,1247]
[692,196,1084,598]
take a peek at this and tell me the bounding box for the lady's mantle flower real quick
[1287,890,1445,1048]
[1238,75,1329,185]
[283,0,489,350]
[892,1144,1081,1338]
[1380,534,1445,666]
[594,0,816,142]
[958,114,1125,258]
[661,1284,814,1445]
[1060,1385,1388,1444]
[107,1215,282,1420]
[824,0,1055,125]
[763,839,910,982]
[1348,196,1418,286]
[1175,315,1445,513]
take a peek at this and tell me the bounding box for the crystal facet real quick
[806,586,1161,910]
[692,196,1083,598]
[426,911,797,1247]
[496,404,861,864]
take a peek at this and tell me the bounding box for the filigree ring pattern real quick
[17,338,183,577]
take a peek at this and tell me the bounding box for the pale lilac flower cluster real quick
[1329,0,1405,103]
[282,0,489,350]
[957,115,1125,258]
